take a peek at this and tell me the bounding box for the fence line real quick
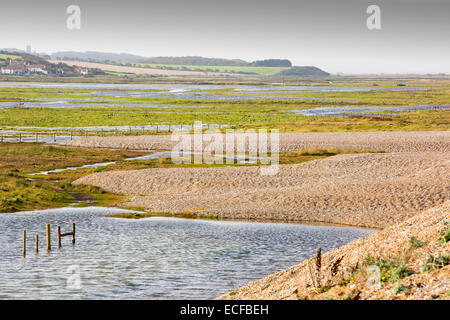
[22,223,76,257]
[0,123,233,144]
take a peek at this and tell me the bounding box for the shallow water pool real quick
[0,207,375,299]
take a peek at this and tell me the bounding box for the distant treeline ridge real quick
[51,51,292,67]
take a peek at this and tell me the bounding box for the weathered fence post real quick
[23,230,26,257]
[72,223,76,244]
[58,226,61,248]
[46,224,51,251]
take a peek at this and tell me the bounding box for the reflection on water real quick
[0,207,375,299]
[293,105,449,117]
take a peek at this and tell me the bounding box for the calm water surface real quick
[0,207,375,299]
[293,105,449,117]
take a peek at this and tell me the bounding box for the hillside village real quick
[0,50,101,77]
[0,59,89,76]
[1,60,48,75]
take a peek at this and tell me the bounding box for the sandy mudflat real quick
[62,131,450,153]
[69,131,450,228]
[218,201,450,300]
[73,151,449,228]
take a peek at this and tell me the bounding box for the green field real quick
[131,63,288,76]
[0,53,21,61]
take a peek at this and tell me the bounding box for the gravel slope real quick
[74,151,449,228]
[218,201,450,300]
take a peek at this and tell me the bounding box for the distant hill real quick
[276,66,330,77]
[141,56,250,66]
[50,51,293,68]
[3,49,327,77]
[51,51,144,63]
[1,48,25,53]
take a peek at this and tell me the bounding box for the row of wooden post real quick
[23,223,75,257]
[1,124,224,144]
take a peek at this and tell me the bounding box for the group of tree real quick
[276,66,330,77]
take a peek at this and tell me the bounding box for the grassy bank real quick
[1,106,448,132]
[0,143,146,212]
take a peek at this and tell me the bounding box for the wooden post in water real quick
[53,133,56,142]
[23,230,26,257]
[35,234,39,253]
[35,133,38,143]
[72,223,76,244]
[46,224,51,251]
[58,226,62,248]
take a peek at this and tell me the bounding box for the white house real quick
[1,60,26,75]
[1,67,15,75]
[26,64,48,74]
[74,67,88,75]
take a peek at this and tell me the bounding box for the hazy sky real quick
[1,0,449,74]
